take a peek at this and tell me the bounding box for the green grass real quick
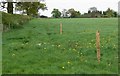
[0,32,2,75]
[2,18,118,74]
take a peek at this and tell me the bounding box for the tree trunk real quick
[7,2,13,14]
[26,9,30,15]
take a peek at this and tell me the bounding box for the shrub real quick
[1,12,31,31]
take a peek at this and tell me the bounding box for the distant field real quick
[2,18,118,74]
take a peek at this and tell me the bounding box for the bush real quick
[1,12,31,31]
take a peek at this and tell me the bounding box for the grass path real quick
[2,18,118,74]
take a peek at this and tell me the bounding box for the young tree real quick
[51,8,61,18]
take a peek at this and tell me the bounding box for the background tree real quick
[67,8,81,18]
[68,8,75,18]
[1,0,14,14]
[89,7,97,12]
[51,8,61,18]
[88,10,91,14]
[98,11,102,14]
[113,11,118,17]
[103,11,106,15]
[7,1,13,14]
[76,11,81,18]
[1,0,46,16]
[106,8,114,17]
[84,7,102,18]
[61,9,68,18]
[15,2,47,16]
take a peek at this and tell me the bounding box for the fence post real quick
[60,23,62,34]
[96,30,100,63]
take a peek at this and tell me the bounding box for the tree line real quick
[51,7,118,18]
[0,1,118,18]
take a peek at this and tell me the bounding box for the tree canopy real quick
[51,8,61,18]
[68,8,81,18]
[0,0,47,17]
[15,2,47,16]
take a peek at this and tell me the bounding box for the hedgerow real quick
[2,12,31,31]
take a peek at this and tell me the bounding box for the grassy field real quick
[0,32,2,75]
[2,18,118,74]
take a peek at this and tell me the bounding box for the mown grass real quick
[2,18,118,74]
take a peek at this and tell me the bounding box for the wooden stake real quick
[60,23,62,34]
[96,30,100,63]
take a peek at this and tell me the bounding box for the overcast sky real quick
[40,0,119,17]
